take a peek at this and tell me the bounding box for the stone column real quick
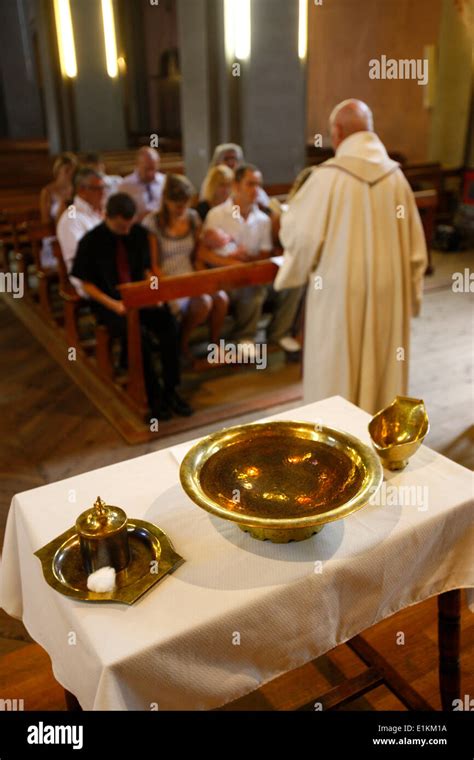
[177,0,307,188]
[69,0,127,151]
[0,0,45,139]
[35,0,128,153]
[239,0,306,184]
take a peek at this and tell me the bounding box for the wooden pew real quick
[52,239,82,347]
[404,162,442,196]
[119,260,279,411]
[20,221,57,317]
[0,213,18,271]
[414,189,437,274]
[0,194,40,210]
[92,150,184,179]
[0,141,185,193]
[52,239,113,379]
[0,209,41,272]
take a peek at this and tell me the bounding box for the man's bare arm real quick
[196,243,241,268]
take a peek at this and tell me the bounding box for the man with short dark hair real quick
[71,193,192,420]
[56,168,105,296]
[82,152,122,199]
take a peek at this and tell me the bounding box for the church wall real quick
[306,0,443,163]
[428,0,473,168]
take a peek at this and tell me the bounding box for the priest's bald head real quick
[329,99,374,150]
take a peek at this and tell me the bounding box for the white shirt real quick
[56,196,103,297]
[119,170,166,216]
[102,173,122,199]
[203,198,272,256]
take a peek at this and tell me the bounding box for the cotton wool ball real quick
[87,566,116,593]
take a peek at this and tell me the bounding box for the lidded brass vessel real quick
[75,496,130,574]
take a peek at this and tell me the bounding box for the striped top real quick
[142,210,199,276]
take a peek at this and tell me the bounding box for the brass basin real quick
[179,421,383,542]
[368,396,429,471]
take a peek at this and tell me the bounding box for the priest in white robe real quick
[274,99,428,414]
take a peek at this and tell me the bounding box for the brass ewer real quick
[75,496,130,574]
[368,396,430,471]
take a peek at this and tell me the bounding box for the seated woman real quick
[39,152,78,268]
[39,152,78,225]
[200,143,271,210]
[195,164,233,222]
[142,174,229,358]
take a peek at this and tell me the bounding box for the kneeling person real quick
[71,193,192,420]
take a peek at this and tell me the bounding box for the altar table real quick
[1,396,472,710]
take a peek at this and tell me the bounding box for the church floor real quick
[0,248,472,709]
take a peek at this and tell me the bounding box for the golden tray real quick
[180,421,383,542]
[35,519,184,605]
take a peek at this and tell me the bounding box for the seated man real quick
[71,193,192,420]
[119,147,166,220]
[82,152,122,199]
[56,167,105,296]
[198,164,302,353]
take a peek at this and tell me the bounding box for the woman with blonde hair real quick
[39,152,78,225]
[195,164,234,222]
[143,174,229,357]
[199,142,270,209]
[39,152,78,267]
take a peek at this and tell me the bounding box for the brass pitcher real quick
[368,396,429,470]
[76,496,130,574]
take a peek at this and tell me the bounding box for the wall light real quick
[53,0,77,78]
[298,0,308,60]
[101,0,118,78]
[224,0,251,61]
[117,56,127,75]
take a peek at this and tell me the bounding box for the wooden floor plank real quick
[0,644,65,711]
[1,292,303,444]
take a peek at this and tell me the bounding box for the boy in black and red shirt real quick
[72,193,192,420]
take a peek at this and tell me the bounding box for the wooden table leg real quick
[438,589,461,711]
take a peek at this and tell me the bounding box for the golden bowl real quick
[179,421,383,543]
[368,396,429,471]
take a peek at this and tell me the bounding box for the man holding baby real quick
[197,164,303,355]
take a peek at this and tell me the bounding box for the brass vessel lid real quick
[75,497,128,539]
